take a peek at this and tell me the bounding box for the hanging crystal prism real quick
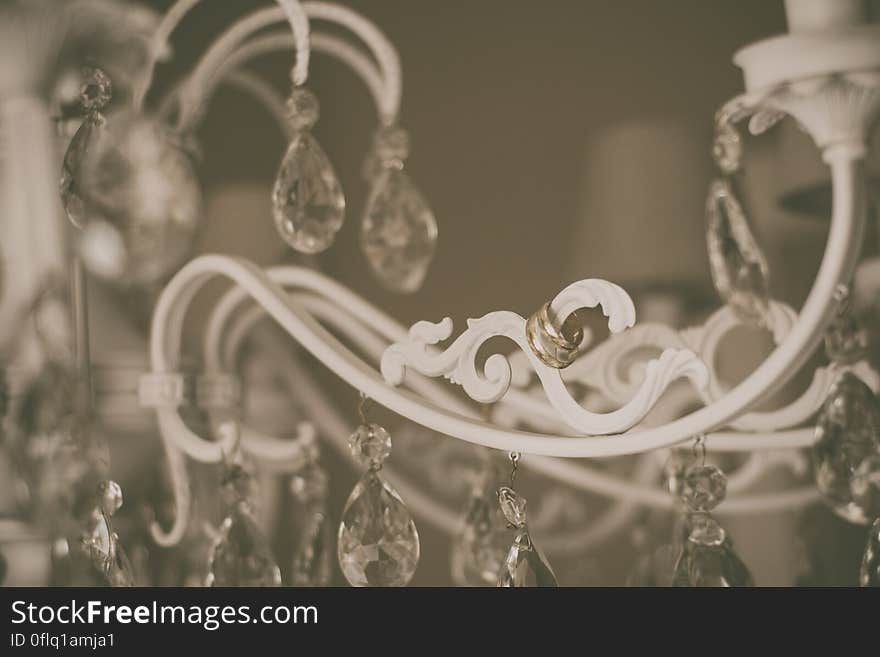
[672,514,754,587]
[337,423,420,587]
[813,372,880,524]
[670,458,753,587]
[80,480,134,587]
[272,88,345,254]
[496,486,557,587]
[206,463,281,587]
[450,467,511,586]
[706,177,770,325]
[860,518,880,587]
[289,440,334,587]
[361,126,438,293]
[824,288,869,365]
[60,67,111,229]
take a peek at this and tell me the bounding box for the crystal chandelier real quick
[1,0,879,587]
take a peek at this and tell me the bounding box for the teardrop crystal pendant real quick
[289,447,334,587]
[80,480,134,587]
[337,423,420,586]
[860,518,880,587]
[706,177,770,325]
[450,473,511,586]
[672,514,753,587]
[60,67,111,229]
[272,88,345,254]
[813,372,880,524]
[671,458,752,587]
[206,464,281,586]
[361,126,438,293]
[291,511,334,587]
[496,486,557,587]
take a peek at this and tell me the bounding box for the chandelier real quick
[1,0,879,588]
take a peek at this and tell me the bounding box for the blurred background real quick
[1,0,879,586]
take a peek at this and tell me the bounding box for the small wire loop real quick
[692,434,707,466]
[358,392,372,425]
[508,451,520,486]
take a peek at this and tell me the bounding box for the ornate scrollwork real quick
[381,279,709,436]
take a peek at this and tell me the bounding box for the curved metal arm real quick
[133,0,310,111]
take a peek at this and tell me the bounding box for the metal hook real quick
[692,434,707,466]
[508,451,520,486]
[358,392,372,425]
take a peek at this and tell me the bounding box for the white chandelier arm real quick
[133,0,310,112]
[381,310,709,435]
[556,309,878,433]
[193,271,812,518]
[173,3,401,131]
[197,31,387,128]
[148,149,864,459]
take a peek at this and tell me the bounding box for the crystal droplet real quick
[860,517,880,587]
[291,511,334,587]
[498,528,558,587]
[73,113,202,285]
[206,503,282,587]
[706,178,770,324]
[672,539,753,587]
[337,469,419,586]
[450,484,511,586]
[272,130,345,254]
[349,423,392,469]
[361,169,438,293]
[686,513,727,546]
[60,114,102,229]
[813,372,880,524]
[81,508,134,587]
[680,465,727,513]
[824,311,869,364]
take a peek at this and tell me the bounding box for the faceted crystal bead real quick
[272,130,345,254]
[349,423,392,469]
[813,372,880,524]
[824,312,868,364]
[672,539,753,587]
[290,463,329,505]
[497,486,527,528]
[206,503,282,587]
[712,124,741,174]
[72,113,202,285]
[706,178,770,325]
[285,87,320,130]
[860,518,880,587]
[337,469,419,586]
[60,114,102,229]
[361,169,438,293]
[79,67,112,113]
[498,529,558,587]
[373,126,410,168]
[291,511,334,587]
[98,480,123,516]
[450,484,511,586]
[680,464,727,512]
[687,513,727,546]
[81,507,134,587]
